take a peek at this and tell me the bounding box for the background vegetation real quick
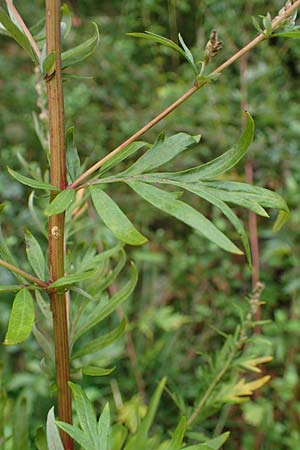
[0,1,300,449]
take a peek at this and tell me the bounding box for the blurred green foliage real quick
[0,0,300,449]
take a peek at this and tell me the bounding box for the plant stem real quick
[68,0,300,190]
[45,1,73,449]
[187,347,236,426]
[0,258,48,288]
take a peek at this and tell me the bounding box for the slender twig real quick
[45,1,73,449]
[5,0,41,59]
[68,0,300,190]
[187,347,236,426]
[0,258,48,288]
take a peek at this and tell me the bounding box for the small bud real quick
[204,30,223,65]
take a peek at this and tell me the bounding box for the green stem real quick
[0,258,48,288]
[187,347,236,426]
[45,1,73,449]
[68,0,300,190]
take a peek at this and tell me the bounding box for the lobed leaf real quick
[97,404,111,450]
[128,181,242,255]
[4,289,34,345]
[68,382,98,447]
[90,185,148,246]
[46,408,64,450]
[151,112,254,181]
[55,421,93,450]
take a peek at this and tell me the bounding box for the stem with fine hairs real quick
[45,1,73,449]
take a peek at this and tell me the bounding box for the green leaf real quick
[24,229,46,280]
[127,31,190,63]
[61,22,99,69]
[176,183,251,264]
[178,33,197,74]
[0,7,38,62]
[35,426,48,450]
[81,366,115,376]
[61,3,72,40]
[8,167,59,191]
[273,210,290,232]
[55,421,93,450]
[80,244,124,272]
[263,12,272,36]
[66,127,81,181]
[33,325,55,361]
[75,262,137,339]
[12,395,29,450]
[152,113,254,182]
[0,226,25,283]
[4,288,34,345]
[252,16,263,33]
[48,268,97,290]
[46,408,64,450]
[124,378,167,450]
[89,185,147,246]
[97,404,110,450]
[72,318,126,358]
[185,432,230,450]
[272,31,300,38]
[124,133,200,176]
[98,141,148,176]
[203,181,289,213]
[41,51,56,76]
[167,416,187,450]
[128,181,242,255]
[0,285,21,293]
[95,248,127,293]
[45,189,76,216]
[68,382,98,445]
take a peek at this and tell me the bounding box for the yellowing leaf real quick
[239,356,273,373]
[221,376,271,403]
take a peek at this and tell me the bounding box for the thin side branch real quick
[6,0,41,59]
[68,0,300,190]
[0,258,48,288]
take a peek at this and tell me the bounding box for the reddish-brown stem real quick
[45,1,73,449]
[0,258,48,288]
[240,55,261,289]
[68,0,300,190]
[5,0,41,59]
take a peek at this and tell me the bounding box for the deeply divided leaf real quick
[128,181,242,255]
[151,113,254,182]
